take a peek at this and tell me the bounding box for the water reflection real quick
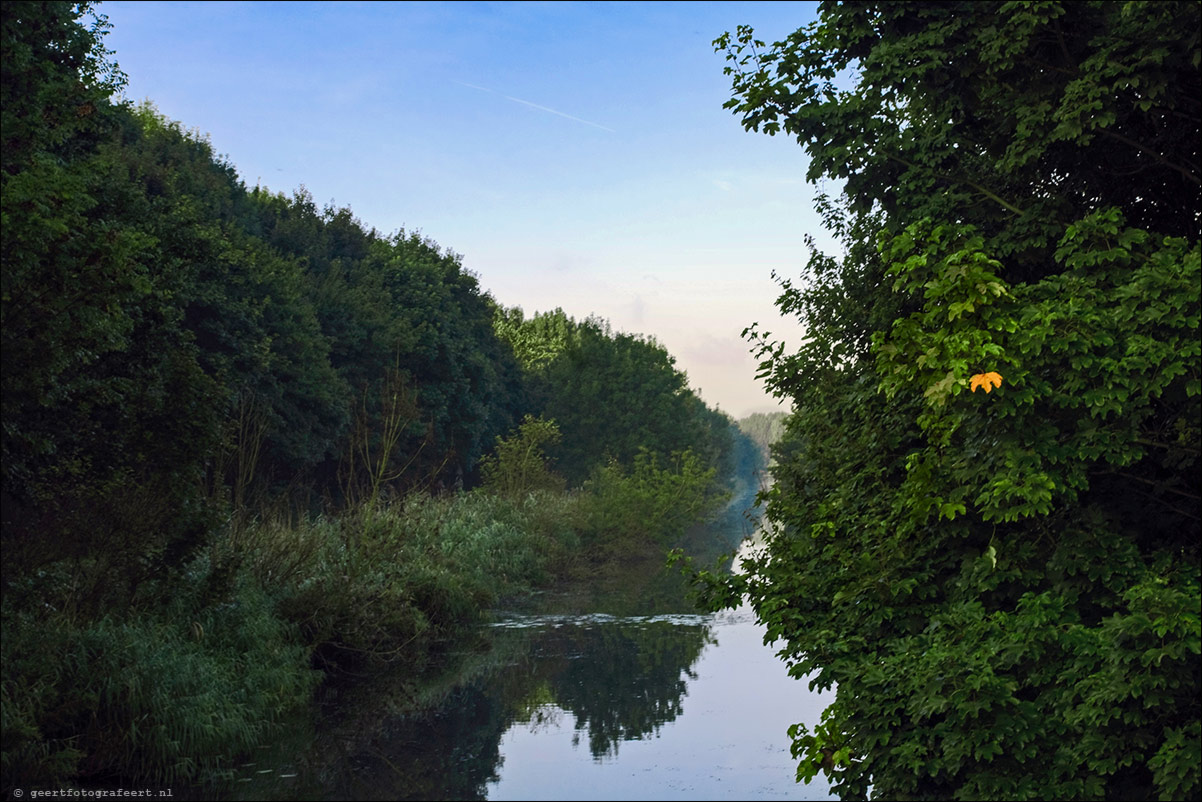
[285,605,833,801]
[274,613,716,801]
[208,488,834,800]
[496,616,715,760]
[486,607,833,801]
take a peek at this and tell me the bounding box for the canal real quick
[216,492,836,800]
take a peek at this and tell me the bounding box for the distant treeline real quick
[735,411,787,463]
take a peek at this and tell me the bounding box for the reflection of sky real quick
[99,0,828,418]
[487,610,835,801]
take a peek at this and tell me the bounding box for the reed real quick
[3,470,708,791]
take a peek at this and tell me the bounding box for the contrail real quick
[455,80,615,133]
[455,80,494,94]
[500,94,615,132]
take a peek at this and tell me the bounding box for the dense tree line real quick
[1,1,736,586]
[696,2,1200,800]
[736,410,786,464]
[2,2,523,592]
[494,307,735,486]
[1,2,744,790]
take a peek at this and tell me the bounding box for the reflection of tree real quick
[511,680,565,732]
[327,684,508,801]
[247,616,716,797]
[307,619,714,796]
[542,621,714,759]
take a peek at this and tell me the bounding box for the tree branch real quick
[882,149,1027,216]
[1101,129,1201,186]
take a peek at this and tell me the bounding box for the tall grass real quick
[241,490,583,669]
[3,472,711,792]
[1,558,318,790]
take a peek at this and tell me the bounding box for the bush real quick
[479,415,566,497]
[579,448,728,550]
[236,490,583,670]
[1,559,318,790]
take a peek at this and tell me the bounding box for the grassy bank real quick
[2,454,732,793]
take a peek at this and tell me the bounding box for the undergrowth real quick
[1,483,663,791]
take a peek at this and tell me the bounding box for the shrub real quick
[479,415,566,497]
[1,559,318,790]
[580,448,728,549]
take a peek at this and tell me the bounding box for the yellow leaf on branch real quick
[969,372,1003,393]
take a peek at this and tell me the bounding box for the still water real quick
[485,605,835,800]
[220,509,836,800]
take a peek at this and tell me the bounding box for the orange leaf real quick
[969,372,1003,393]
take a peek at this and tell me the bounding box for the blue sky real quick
[99,0,827,418]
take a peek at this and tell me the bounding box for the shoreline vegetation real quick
[3,419,771,792]
[0,5,787,792]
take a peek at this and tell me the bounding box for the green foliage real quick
[580,449,728,548]
[480,415,566,497]
[0,1,124,175]
[1,559,319,790]
[2,4,221,589]
[875,212,1200,525]
[708,2,1201,799]
[237,490,582,671]
[495,307,736,486]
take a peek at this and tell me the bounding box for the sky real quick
[98,0,830,419]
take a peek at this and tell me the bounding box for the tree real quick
[2,4,222,597]
[700,3,1200,799]
[736,411,787,463]
[479,415,565,497]
[496,307,733,486]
